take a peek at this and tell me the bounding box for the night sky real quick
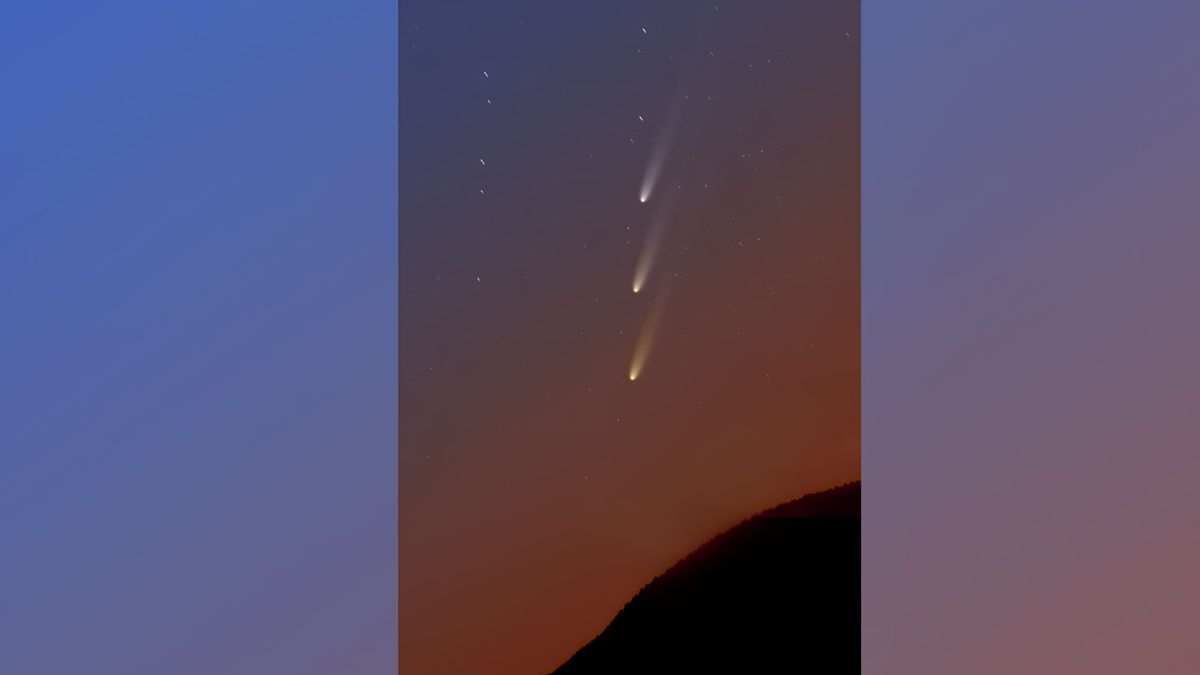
[400,2,859,673]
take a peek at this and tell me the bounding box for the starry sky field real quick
[400,2,859,672]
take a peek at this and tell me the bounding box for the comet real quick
[632,211,669,293]
[631,175,681,294]
[638,127,672,203]
[628,306,662,381]
[638,159,660,203]
[638,90,686,204]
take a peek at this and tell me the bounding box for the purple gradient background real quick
[864,1,1200,671]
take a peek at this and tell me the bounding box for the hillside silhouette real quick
[550,482,860,674]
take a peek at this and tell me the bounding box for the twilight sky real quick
[399,2,859,673]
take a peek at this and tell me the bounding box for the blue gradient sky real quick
[1,2,396,673]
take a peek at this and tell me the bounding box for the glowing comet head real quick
[638,178,655,204]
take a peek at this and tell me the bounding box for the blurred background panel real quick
[864,1,1200,672]
[0,2,396,673]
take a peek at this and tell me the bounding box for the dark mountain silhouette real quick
[550,482,860,674]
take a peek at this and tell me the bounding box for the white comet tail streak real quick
[631,215,668,294]
[638,139,669,204]
[638,93,685,204]
[628,307,662,382]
